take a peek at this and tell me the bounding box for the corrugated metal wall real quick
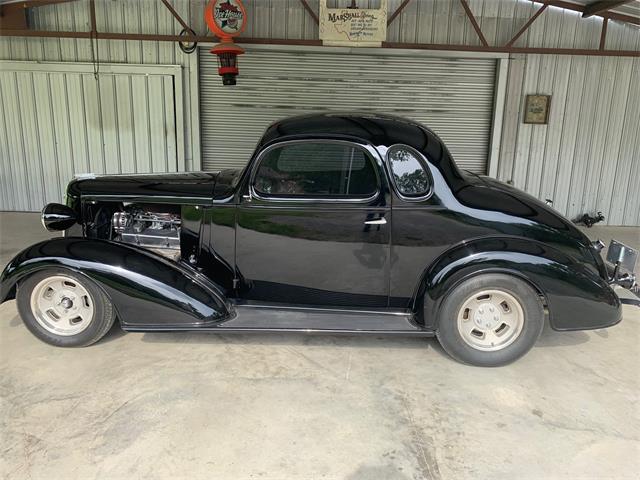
[0,0,197,171]
[489,3,640,226]
[1,0,638,224]
[0,63,184,211]
[1,0,632,51]
[498,54,640,226]
[188,0,639,50]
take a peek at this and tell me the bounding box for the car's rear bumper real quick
[606,261,637,290]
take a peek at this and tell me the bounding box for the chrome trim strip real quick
[212,196,235,204]
[123,326,436,335]
[76,171,219,178]
[235,302,412,316]
[82,195,212,205]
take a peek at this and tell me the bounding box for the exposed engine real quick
[112,205,181,260]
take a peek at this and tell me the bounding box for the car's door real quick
[235,139,391,307]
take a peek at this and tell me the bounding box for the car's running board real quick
[123,303,435,335]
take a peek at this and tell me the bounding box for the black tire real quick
[435,274,544,367]
[17,268,116,347]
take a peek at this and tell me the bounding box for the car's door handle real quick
[364,218,387,225]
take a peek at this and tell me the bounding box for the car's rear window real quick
[387,145,431,198]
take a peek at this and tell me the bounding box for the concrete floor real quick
[1,212,639,480]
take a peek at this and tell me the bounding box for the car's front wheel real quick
[17,269,115,347]
[436,274,544,367]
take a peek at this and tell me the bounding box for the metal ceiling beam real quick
[299,0,319,26]
[532,0,639,25]
[88,0,96,35]
[388,0,412,26]
[582,0,633,18]
[0,2,28,29]
[1,29,638,57]
[160,0,190,31]
[599,17,608,50]
[0,0,75,29]
[382,41,639,56]
[459,0,489,46]
[12,0,75,7]
[506,3,548,47]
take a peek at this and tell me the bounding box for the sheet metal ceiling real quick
[564,0,640,18]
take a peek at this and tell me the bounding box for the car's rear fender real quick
[0,237,232,328]
[416,237,621,331]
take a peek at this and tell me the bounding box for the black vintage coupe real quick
[1,114,633,366]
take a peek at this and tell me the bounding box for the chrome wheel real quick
[29,275,94,336]
[456,289,525,351]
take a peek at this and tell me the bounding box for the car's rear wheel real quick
[17,269,115,347]
[436,274,544,367]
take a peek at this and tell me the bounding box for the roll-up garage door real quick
[199,47,496,173]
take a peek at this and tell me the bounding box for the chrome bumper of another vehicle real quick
[605,239,639,307]
[613,285,640,307]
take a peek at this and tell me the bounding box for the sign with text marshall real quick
[319,0,387,47]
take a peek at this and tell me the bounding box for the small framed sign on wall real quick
[524,94,551,124]
[319,0,388,47]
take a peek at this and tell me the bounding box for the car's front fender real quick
[418,237,621,331]
[0,237,232,328]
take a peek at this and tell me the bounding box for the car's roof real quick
[259,112,441,152]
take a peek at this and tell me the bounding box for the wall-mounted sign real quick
[204,0,246,41]
[523,94,551,124]
[319,0,387,47]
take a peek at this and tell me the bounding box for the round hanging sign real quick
[204,0,247,40]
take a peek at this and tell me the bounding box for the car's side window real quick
[253,142,378,198]
[387,145,431,198]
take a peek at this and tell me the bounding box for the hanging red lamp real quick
[204,0,247,86]
[210,42,245,86]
